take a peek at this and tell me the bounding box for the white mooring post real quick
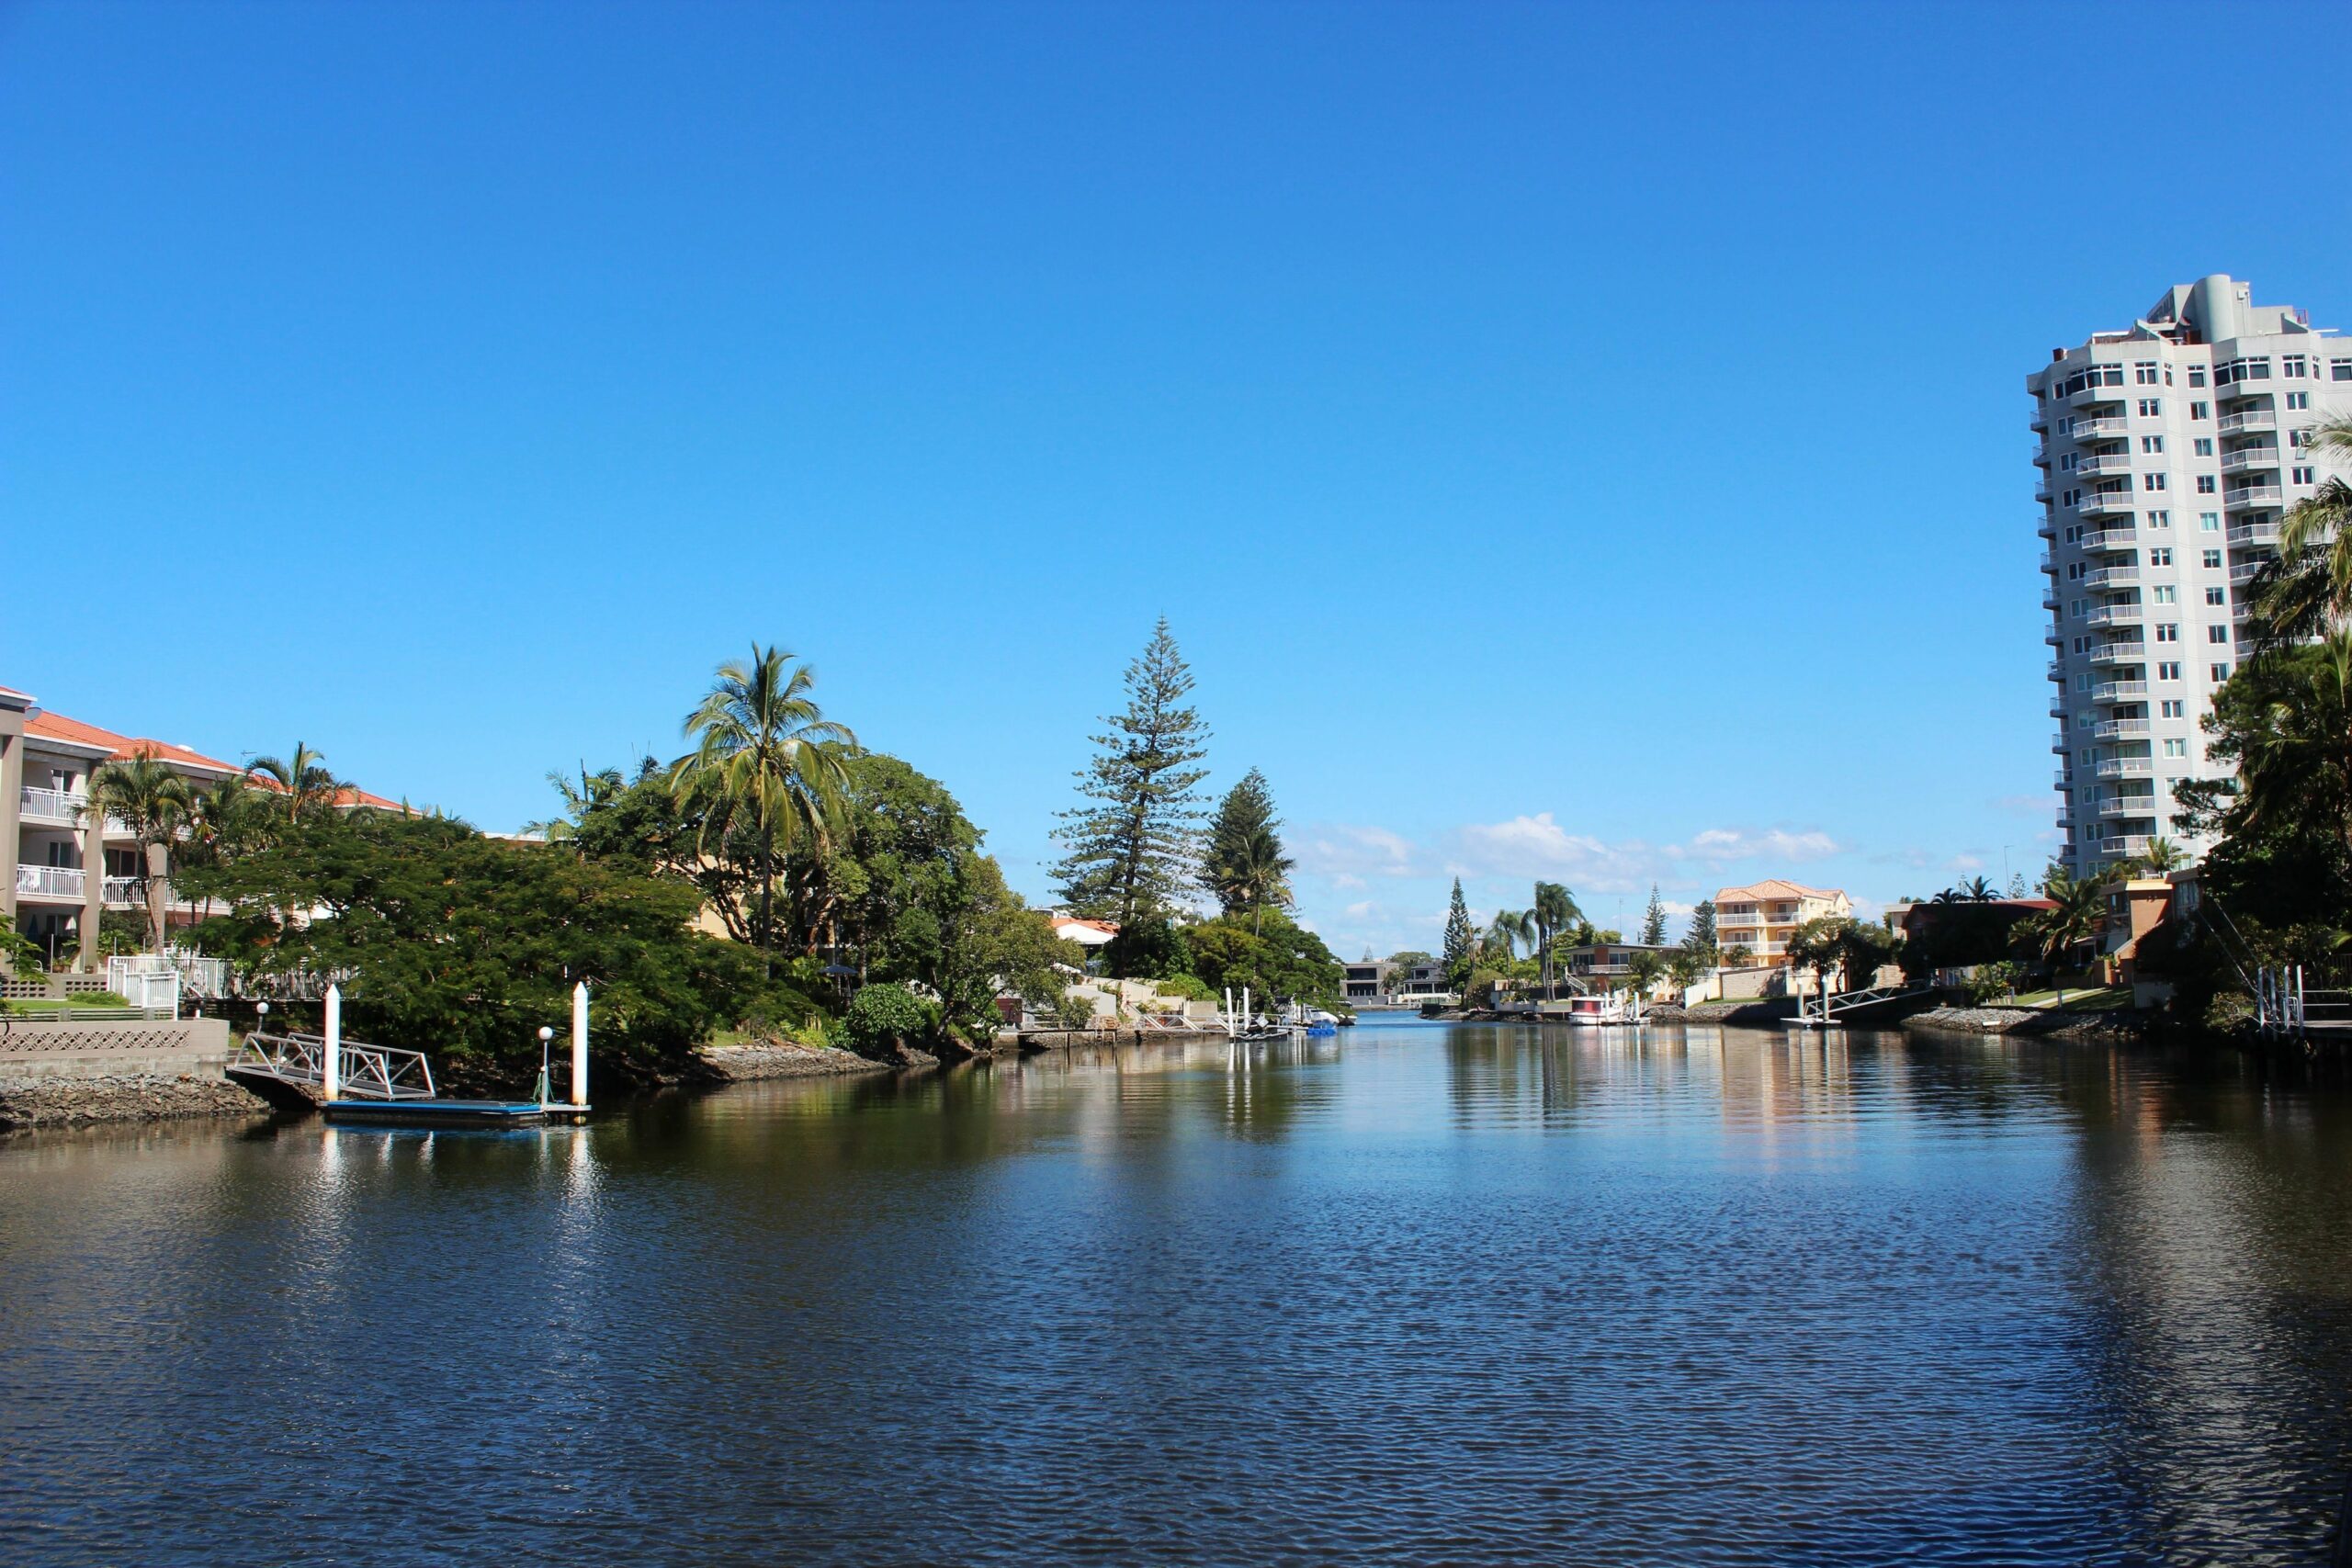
[1242,987,1251,1032]
[322,985,343,1102]
[1223,987,1235,1038]
[571,982,590,1108]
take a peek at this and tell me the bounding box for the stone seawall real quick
[696,1043,894,1081]
[0,1016,272,1130]
[1903,1005,2143,1039]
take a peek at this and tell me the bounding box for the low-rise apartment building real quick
[3,683,403,967]
[1713,880,1852,966]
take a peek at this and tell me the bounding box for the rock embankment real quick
[0,1071,274,1130]
[1903,1005,2143,1039]
[695,1042,895,1081]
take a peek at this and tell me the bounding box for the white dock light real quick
[322,987,342,1102]
[537,1025,555,1108]
[571,982,589,1108]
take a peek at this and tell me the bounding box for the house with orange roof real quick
[1,682,410,968]
[1711,879,1852,968]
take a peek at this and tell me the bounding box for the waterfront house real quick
[1341,958,1392,1003]
[1559,941,1676,988]
[1712,881,1851,967]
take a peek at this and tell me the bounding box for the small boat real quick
[1560,990,1648,1027]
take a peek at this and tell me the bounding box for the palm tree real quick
[2025,863,2105,974]
[525,763,624,845]
[2135,836,2188,875]
[671,644,858,976]
[1532,881,1581,996]
[250,741,339,821]
[1216,826,1293,933]
[2248,415,2352,649]
[179,774,270,922]
[82,752,193,955]
[1484,908,1534,964]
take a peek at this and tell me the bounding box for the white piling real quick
[1242,986,1250,1032]
[571,982,590,1108]
[322,985,343,1102]
[1224,987,1235,1038]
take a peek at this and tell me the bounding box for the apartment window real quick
[2077,712,2094,729]
[2152,585,2177,604]
[2293,429,2314,450]
[2199,513,2220,532]
[2160,699,2185,718]
[2189,367,2208,387]
[2147,511,2169,527]
[2333,358,2352,381]
[2138,398,2163,416]
[2201,549,2222,569]
[2158,661,2182,680]
[2066,525,2087,544]
[2149,547,2173,566]
[2196,475,2217,493]
[2189,400,2210,419]
[2208,625,2229,643]
[2071,598,2089,618]
[2155,624,2179,642]
[2294,466,2316,485]
[2141,434,2165,453]
[2193,437,2214,457]
[2163,739,2188,758]
[2134,361,2159,385]
[2211,662,2232,682]
[2074,636,2092,654]
[2165,364,2175,386]
[2288,391,2311,411]
[2205,587,2226,606]
[2283,355,2307,378]
[2143,472,2167,491]
[2061,452,2077,471]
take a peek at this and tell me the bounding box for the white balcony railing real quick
[2085,604,2143,627]
[2085,565,2138,588]
[2221,446,2279,472]
[2080,491,2137,514]
[2095,719,2151,740]
[2069,416,2129,442]
[2097,757,2154,778]
[2230,521,2281,547]
[2098,798,2156,818]
[2090,642,2149,664]
[2083,527,2138,551]
[2218,410,2276,434]
[2230,558,2269,585]
[15,863,87,899]
[2227,485,2284,506]
[2075,454,2134,478]
[2094,681,2148,701]
[17,786,86,825]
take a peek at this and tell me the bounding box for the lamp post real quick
[536,1025,554,1108]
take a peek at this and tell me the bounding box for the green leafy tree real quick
[1685,898,1715,952]
[671,643,858,977]
[1183,908,1343,1008]
[1626,949,1668,996]
[83,751,194,955]
[1051,618,1211,961]
[1442,878,1476,979]
[183,811,763,1078]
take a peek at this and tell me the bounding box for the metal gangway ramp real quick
[1789,984,1934,1030]
[229,1030,437,1108]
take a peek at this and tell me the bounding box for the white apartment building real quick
[2031,276,2351,879]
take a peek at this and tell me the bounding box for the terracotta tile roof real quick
[1713,878,1846,905]
[25,710,243,775]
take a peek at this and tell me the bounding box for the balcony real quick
[2080,491,2137,515]
[2032,445,2052,468]
[2039,552,2059,576]
[2053,771,2072,789]
[2049,698,2067,719]
[2044,626,2064,646]
[2034,483,2052,503]
[2070,380,2128,407]
[2217,409,2277,434]
[2090,642,2148,666]
[2094,680,2147,701]
[2230,558,2271,585]
[2098,798,2156,819]
[15,863,86,901]
[2097,757,2154,779]
[2069,416,2129,442]
[2085,564,2138,589]
[2075,453,2135,479]
[2085,604,2143,628]
[2037,515,2058,540]
[2226,485,2284,508]
[2102,835,2155,859]
[2221,446,2280,472]
[2229,520,2281,547]
[2083,527,2138,553]
[17,786,87,826]
[2042,591,2060,612]
[2095,718,2151,740]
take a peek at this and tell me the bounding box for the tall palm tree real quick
[525,763,624,845]
[179,774,270,922]
[2026,863,2105,973]
[82,752,193,956]
[1216,826,1294,934]
[250,741,339,821]
[1484,908,1534,964]
[671,644,858,976]
[2249,415,2352,649]
[1532,881,1581,996]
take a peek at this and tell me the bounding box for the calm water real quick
[3,1019,2350,1565]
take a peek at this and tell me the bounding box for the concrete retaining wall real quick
[0,1016,235,1082]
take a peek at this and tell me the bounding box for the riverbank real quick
[695,1041,893,1081]
[0,1070,272,1131]
[1902,1004,2144,1040]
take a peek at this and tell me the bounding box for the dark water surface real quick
[4,1019,2350,1565]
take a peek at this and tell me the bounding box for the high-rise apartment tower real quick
[2030,275,2350,879]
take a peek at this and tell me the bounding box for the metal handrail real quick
[235,1030,437,1100]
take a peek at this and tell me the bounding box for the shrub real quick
[1155,974,1215,1002]
[1962,962,2023,1007]
[1464,967,1504,1008]
[1053,993,1098,1030]
[843,982,930,1056]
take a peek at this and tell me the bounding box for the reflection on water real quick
[1,1020,2347,1564]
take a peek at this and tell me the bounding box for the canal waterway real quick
[2,1018,2349,1565]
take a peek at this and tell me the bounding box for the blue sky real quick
[6,2,2351,958]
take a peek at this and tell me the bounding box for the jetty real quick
[226,983,593,1126]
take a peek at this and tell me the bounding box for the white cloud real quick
[1343,900,1379,919]
[1446,813,1653,891]
[1294,823,1419,879]
[1663,827,1841,863]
